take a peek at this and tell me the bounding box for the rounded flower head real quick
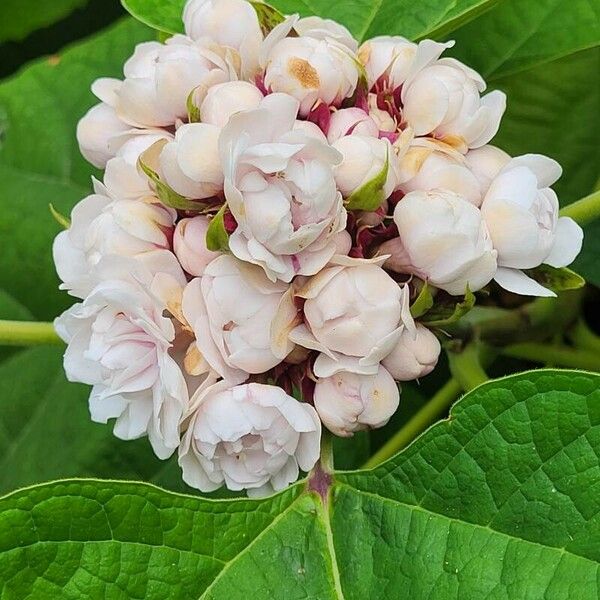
[382,323,441,381]
[179,381,321,496]
[333,135,401,199]
[182,255,292,384]
[199,81,264,127]
[383,189,498,295]
[314,366,400,437]
[183,0,263,76]
[220,93,346,282]
[54,251,188,459]
[173,216,220,276]
[159,123,223,199]
[262,17,359,116]
[291,258,408,376]
[464,144,510,192]
[398,140,484,206]
[481,154,583,296]
[53,166,176,299]
[402,57,506,152]
[116,35,234,128]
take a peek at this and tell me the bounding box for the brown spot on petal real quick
[223,320,235,331]
[184,343,204,376]
[437,133,467,153]
[288,58,320,89]
[357,44,370,66]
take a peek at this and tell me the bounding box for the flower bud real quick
[263,19,359,116]
[401,57,506,151]
[200,81,264,127]
[481,154,583,296]
[333,135,400,199]
[386,189,497,295]
[314,366,400,436]
[159,123,223,199]
[382,324,441,381]
[327,108,379,143]
[174,216,220,276]
[179,381,321,495]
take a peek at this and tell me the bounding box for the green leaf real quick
[344,151,388,211]
[206,204,230,252]
[0,346,192,496]
[409,281,434,318]
[422,286,475,328]
[0,18,153,322]
[448,0,600,81]
[121,0,498,41]
[2,370,600,598]
[0,0,88,44]
[523,264,586,293]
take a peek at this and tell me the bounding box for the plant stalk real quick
[569,319,600,354]
[502,342,600,372]
[362,378,463,469]
[559,190,600,226]
[0,320,62,346]
[447,343,490,391]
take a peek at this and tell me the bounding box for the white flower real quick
[116,35,234,127]
[481,154,583,296]
[383,189,498,295]
[174,216,220,276]
[262,17,359,116]
[183,0,263,76]
[53,178,176,298]
[464,144,510,192]
[382,323,441,381]
[54,251,188,459]
[291,258,408,376]
[159,123,223,199]
[402,56,506,152]
[179,381,321,495]
[333,135,401,199]
[199,81,264,127]
[294,16,358,52]
[314,366,399,437]
[220,93,346,282]
[327,108,379,143]
[358,36,450,91]
[182,255,291,383]
[398,139,484,206]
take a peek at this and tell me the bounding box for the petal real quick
[494,267,556,297]
[544,217,584,268]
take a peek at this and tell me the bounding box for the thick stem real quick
[307,431,334,502]
[502,343,600,372]
[447,343,490,391]
[362,379,462,469]
[0,320,62,346]
[559,190,600,226]
[569,319,600,354]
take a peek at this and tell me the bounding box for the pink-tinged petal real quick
[494,267,556,297]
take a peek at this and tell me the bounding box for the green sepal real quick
[345,150,389,212]
[48,203,70,229]
[206,204,230,252]
[186,87,201,123]
[250,1,286,35]
[523,264,586,292]
[410,281,434,318]
[422,285,476,328]
[138,140,205,212]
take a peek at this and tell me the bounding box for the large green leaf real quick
[121,0,498,41]
[0,18,153,322]
[0,0,88,44]
[0,346,191,496]
[448,0,600,80]
[2,369,599,598]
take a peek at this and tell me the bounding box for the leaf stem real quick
[362,379,462,469]
[559,190,600,226]
[447,343,490,391]
[501,342,600,372]
[0,320,62,346]
[568,319,600,354]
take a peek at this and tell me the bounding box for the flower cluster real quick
[54,0,583,496]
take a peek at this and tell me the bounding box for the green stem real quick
[559,190,600,226]
[362,379,462,469]
[569,319,600,354]
[447,343,490,391]
[0,320,62,346]
[320,431,334,472]
[502,342,600,372]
